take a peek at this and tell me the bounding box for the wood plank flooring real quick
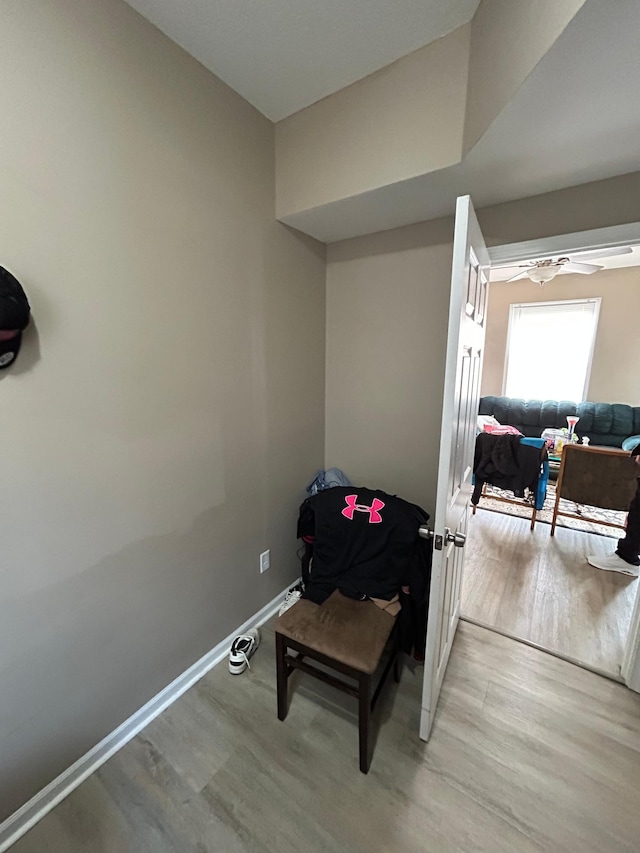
[462,508,638,674]
[10,620,640,853]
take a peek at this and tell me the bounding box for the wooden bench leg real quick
[393,651,401,684]
[277,628,398,773]
[393,626,401,684]
[358,673,371,773]
[275,632,289,721]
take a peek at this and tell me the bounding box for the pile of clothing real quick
[472,432,546,505]
[296,485,432,660]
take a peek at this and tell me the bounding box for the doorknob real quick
[418,526,434,540]
[444,528,466,548]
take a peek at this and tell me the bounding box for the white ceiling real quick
[282,0,640,242]
[123,0,640,243]
[490,246,640,282]
[124,0,481,120]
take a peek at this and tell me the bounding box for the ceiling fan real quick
[501,247,633,284]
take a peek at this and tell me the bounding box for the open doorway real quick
[460,228,640,680]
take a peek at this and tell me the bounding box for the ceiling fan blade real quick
[491,265,527,280]
[562,261,603,275]
[570,247,633,261]
[506,270,531,282]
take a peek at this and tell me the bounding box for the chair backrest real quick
[556,444,638,511]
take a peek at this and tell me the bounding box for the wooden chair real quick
[550,443,638,535]
[275,590,399,773]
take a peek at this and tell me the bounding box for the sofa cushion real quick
[577,401,595,432]
[479,396,640,448]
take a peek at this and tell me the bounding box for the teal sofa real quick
[479,396,640,449]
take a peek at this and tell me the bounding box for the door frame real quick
[487,220,640,692]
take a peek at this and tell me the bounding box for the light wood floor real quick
[462,508,638,675]
[11,620,640,852]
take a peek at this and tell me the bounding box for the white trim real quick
[460,616,625,683]
[502,303,516,397]
[0,582,294,853]
[488,222,640,267]
[582,298,601,403]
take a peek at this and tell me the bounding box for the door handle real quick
[444,528,466,548]
[419,526,465,550]
[420,526,445,550]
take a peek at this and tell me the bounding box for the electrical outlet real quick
[259,550,270,573]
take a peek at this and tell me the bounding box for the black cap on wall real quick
[0,266,31,369]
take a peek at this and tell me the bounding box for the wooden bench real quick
[275,590,399,773]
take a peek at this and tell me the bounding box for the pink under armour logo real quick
[341,494,385,524]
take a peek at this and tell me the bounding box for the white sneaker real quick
[587,553,640,577]
[228,628,260,674]
[278,588,302,617]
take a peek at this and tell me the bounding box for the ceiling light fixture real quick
[526,265,562,285]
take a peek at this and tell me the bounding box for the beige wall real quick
[3,0,640,822]
[276,0,586,224]
[0,0,325,820]
[326,221,453,512]
[480,266,640,405]
[463,0,585,152]
[479,171,640,247]
[325,175,640,518]
[276,24,470,219]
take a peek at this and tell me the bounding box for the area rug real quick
[476,481,627,538]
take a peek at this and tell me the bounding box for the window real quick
[503,298,601,402]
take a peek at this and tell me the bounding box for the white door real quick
[420,196,489,740]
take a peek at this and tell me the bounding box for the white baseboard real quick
[0,582,294,853]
